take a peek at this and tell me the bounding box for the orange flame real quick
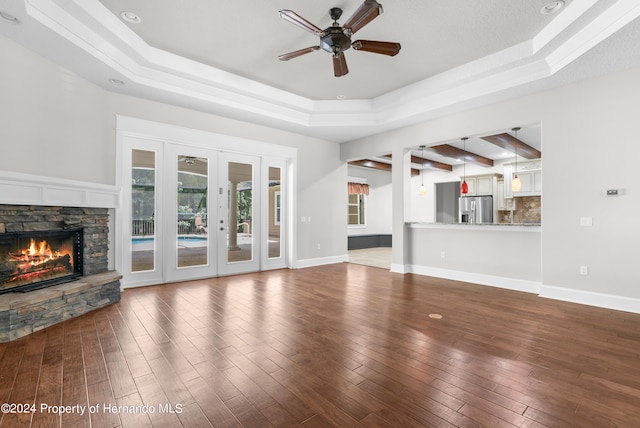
[20,238,66,265]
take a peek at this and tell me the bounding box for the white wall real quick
[0,35,347,263]
[0,36,110,184]
[347,165,392,236]
[341,66,640,307]
[410,226,541,283]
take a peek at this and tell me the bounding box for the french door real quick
[124,142,287,286]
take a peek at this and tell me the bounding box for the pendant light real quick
[511,127,522,191]
[460,137,469,195]
[418,145,426,196]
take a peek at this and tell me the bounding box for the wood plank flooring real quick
[1,263,640,427]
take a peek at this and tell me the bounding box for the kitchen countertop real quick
[407,222,541,232]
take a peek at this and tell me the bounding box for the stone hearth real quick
[0,271,121,342]
[0,204,120,342]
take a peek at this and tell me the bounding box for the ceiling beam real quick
[349,159,420,176]
[481,133,541,159]
[429,145,494,167]
[382,154,453,172]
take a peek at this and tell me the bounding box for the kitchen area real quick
[455,158,542,225]
[405,126,542,291]
[347,125,543,289]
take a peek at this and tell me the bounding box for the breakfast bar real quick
[406,222,542,293]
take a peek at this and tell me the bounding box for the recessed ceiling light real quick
[120,11,141,24]
[109,78,125,85]
[0,11,20,24]
[540,1,565,15]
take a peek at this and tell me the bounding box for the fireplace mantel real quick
[0,170,120,209]
[0,171,122,341]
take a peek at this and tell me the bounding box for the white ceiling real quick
[1,0,639,146]
[96,0,572,101]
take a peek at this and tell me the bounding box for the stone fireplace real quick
[0,204,121,342]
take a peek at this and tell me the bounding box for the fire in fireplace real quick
[0,229,83,294]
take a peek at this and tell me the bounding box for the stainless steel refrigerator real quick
[459,196,493,224]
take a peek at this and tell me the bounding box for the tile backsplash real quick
[498,196,541,224]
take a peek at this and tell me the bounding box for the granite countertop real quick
[406,222,541,232]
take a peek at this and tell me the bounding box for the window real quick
[348,194,366,226]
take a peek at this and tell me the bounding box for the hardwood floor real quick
[1,263,640,427]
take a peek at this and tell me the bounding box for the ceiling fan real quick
[278,0,401,77]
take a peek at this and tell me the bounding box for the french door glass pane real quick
[177,155,208,268]
[228,162,253,263]
[131,149,156,272]
[268,167,281,259]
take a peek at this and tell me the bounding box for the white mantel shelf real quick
[407,222,541,232]
[0,171,120,209]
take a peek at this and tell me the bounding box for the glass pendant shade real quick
[419,183,426,196]
[511,127,522,192]
[512,175,522,191]
[461,180,468,194]
[460,137,469,196]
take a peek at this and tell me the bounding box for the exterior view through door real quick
[117,117,292,288]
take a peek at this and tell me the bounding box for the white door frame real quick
[115,116,296,288]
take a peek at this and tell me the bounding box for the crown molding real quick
[19,0,640,142]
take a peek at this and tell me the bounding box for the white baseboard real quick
[407,264,640,314]
[390,263,409,274]
[294,255,348,269]
[409,265,541,294]
[540,285,640,314]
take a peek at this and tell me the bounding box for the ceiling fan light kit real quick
[278,0,401,77]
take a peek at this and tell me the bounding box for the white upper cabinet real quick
[503,160,542,197]
[462,174,499,196]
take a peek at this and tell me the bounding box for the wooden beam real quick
[481,133,541,159]
[382,154,452,172]
[430,145,494,167]
[348,159,420,176]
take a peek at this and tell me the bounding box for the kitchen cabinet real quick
[496,180,516,211]
[503,161,542,197]
[497,180,506,209]
[512,170,541,196]
[463,175,495,196]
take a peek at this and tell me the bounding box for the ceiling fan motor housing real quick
[321,26,351,54]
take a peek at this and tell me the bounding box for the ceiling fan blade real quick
[343,0,383,35]
[278,46,320,61]
[352,40,401,56]
[278,10,323,36]
[333,52,349,77]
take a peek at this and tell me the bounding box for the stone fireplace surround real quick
[0,171,121,342]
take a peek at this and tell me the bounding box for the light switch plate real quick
[580,217,593,227]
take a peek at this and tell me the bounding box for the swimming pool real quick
[132,236,207,250]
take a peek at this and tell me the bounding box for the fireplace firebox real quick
[0,229,83,294]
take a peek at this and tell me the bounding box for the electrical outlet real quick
[441,251,446,259]
[317,244,321,250]
[301,216,306,222]
[580,265,589,275]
